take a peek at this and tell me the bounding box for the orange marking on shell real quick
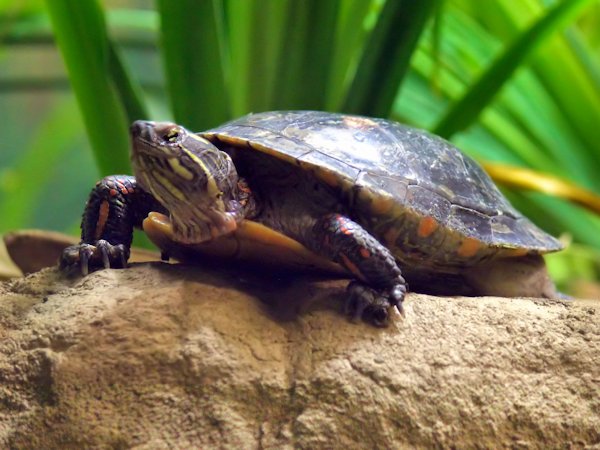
[109,189,118,197]
[94,200,110,241]
[417,216,438,238]
[457,237,482,258]
[120,187,128,194]
[359,247,370,259]
[340,253,365,281]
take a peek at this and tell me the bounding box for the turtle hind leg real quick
[309,214,407,326]
[464,254,559,299]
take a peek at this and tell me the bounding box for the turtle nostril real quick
[130,120,154,139]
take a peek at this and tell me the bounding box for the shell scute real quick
[356,171,409,199]
[296,150,360,189]
[447,205,493,244]
[406,185,452,225]
[205,124,311,162]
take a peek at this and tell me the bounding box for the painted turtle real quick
[61,111,563,325]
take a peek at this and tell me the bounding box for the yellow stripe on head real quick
[168,157,194,180]
[153,171,186,201]
[180,146,221,199]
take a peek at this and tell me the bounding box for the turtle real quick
[60,111,563,326]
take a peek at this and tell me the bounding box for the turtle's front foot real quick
[60,240,129,276]
[344,280,406,327]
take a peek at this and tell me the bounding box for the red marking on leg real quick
[359,247,370,259]
[94,200,110,241]
[340,253,366,282]
[238,181,251,194]
[335,215,353,235]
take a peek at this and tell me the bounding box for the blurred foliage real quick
[1,0,600,294]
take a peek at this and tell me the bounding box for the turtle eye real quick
[164,128,181,143]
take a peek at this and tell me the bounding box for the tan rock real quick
[0,263,598,448]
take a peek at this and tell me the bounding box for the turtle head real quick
[130,120,240,244]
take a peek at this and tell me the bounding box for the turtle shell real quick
[200,111,562,270]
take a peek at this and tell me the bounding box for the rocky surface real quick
[0,262,598,449]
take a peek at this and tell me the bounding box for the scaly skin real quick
[60,175,165,275]
[310,214,407,323]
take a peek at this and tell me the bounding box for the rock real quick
[0,263,598,448]
[3,230,162,276]
[3,230,78,275]
[0,236,21,280]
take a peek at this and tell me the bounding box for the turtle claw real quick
[78,244,94,276]
[119,246,128,268]
[98,240,111,269]
[60,240,129,276]
[345,281,396,327]
[395,303,406,318]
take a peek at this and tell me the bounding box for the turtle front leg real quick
[60,175,165,275]
[310,214,407,326]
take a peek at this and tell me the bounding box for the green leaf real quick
[224,0,252,116]
[0,98,91,232]
[433,0,596,138]
[1,9,158,47]
[226,0,288,114]
[44,0,131,175]
[157,0,230,129]
[107,42,149,122]
[342,0,440,116]
[271,0,340,110]
[326,0,374,110]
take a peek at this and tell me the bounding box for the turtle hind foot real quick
[60,240,129,276]
[344,280,406,327]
